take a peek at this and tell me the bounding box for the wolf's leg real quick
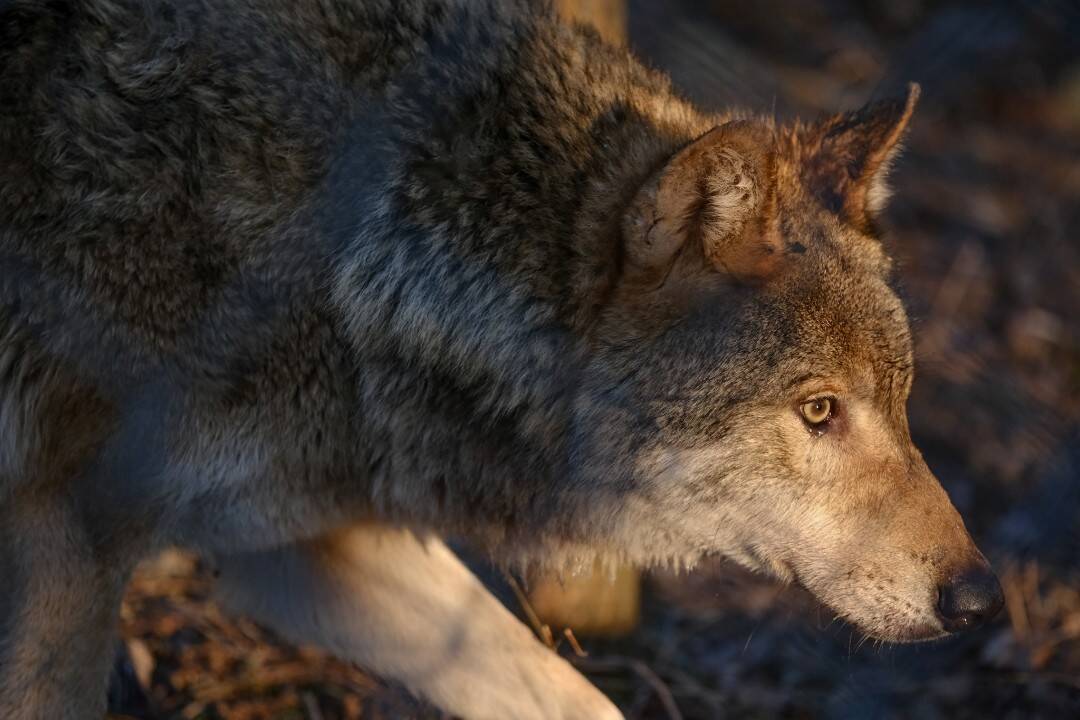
[215,525,623,720]
[0,498,129,720]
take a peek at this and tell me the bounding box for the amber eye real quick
[799,397,833,426]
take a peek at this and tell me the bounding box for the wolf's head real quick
[576,85,1002,642]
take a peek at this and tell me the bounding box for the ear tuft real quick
[804,82,920,231]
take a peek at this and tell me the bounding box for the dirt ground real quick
[108,1,1079,718]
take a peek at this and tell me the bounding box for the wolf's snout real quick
[935,566,1005,633]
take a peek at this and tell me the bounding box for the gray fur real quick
[0,1,995,717]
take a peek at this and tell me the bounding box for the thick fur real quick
[0,1,995,718]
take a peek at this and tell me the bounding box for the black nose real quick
[936,566,1005,633]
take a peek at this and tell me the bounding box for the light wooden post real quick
[555,0,627,46]
[526,0,641,638]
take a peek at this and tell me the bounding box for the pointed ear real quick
[622,121,782,286]
[803,83,920,231]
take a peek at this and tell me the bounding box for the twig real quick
[575,656,683,720]
[503,572,555,648]
[563,628,588,658]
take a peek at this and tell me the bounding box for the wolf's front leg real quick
[0,499,130,720]
[214,525,623,720]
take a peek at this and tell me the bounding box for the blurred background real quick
[109,1,1079,718]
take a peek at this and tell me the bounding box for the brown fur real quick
[0,1,997,717]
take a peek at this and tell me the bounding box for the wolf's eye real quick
[799,397,833,427]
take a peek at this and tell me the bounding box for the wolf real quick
[0,0,1004,718]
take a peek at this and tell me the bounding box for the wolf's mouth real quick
[778,564,950,644]
[814,603,947,644]
[861,619,948,644]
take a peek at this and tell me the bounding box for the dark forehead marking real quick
[779,214,824,242]
[776,188,895,280]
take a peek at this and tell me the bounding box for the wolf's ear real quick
[803,83,920,231]
[622,121,782,286]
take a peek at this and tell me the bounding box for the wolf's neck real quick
[324,10,712,539]
[329,11,709,415]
